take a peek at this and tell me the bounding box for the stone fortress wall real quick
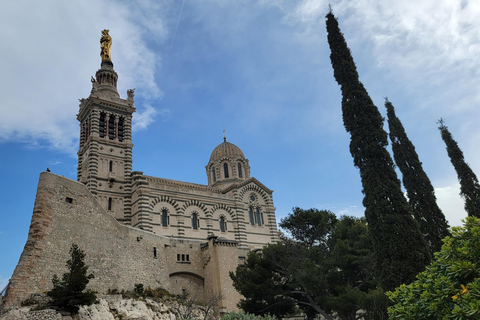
[3,172,243,312]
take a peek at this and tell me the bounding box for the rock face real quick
[0,296,204,320]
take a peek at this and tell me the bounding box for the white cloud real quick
[313,203,364,218]
[279,0,480,124]
[435,183,467,227]
[134,104,158,131]
[0,0,164,152]
[48,160,63,166]
[336,205,362,217]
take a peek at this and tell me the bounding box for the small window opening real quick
[224,163,229,178]
[249,207,255,225]
[161,209,169,227]
[108,197,112,211]
[238,162,243,178]
[109,160,113,172]
[220,216,227,232]
[212,167,216,183]
[65,197,73,204]
[192,212,199,230]
[176,254,190,263]
[153,247,157,258]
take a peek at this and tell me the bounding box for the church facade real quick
[3,31,278,312]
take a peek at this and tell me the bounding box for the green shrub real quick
[387,217,480,319]
[47,244,96,313]
[21,298,38,306]
[143,286,171,300]
[134,283,144,296]
[221,311,277,320]
[119,285,172,300]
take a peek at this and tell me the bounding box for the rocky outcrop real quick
[0,296,204,320]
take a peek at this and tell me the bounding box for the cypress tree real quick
[326,11,430,291]
[438,119,480,218]
[386,99,450,255]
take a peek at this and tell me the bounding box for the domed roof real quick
[209,138,245,163]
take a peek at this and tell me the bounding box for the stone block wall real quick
[4,172,171,307]
[3,172,247,312]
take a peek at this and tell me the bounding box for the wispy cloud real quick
[48,160,63,166]
[133,104,171,131]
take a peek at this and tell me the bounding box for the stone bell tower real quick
[77,30,135,224]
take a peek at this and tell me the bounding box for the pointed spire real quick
[223,129,226,142]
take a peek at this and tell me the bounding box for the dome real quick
[209,138,245,163]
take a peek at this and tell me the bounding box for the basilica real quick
[3,30,278,313]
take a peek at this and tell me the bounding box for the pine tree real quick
[325,11,430,291]
[438,119,480,218]
[47,243,96,313]
[386,99,450,255]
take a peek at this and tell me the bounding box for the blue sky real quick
[1,0,479,290]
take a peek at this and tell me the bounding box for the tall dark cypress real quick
[326,12,429,291]
[438,119,480,218]
[386,100,450,255]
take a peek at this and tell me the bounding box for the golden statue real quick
[100,29,112,61]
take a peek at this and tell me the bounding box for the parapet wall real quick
[4,172,171,307]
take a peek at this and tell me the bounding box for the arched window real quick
[220,216,227,232]
[109,160,113,172]
[224,163,229,178]
[249,207,255,225]
[256,208,263,226]
[161,209,169,227]
[192,212,199,230]
[238,162,243,178]
[212,167,216,182]
[108,197,112,211]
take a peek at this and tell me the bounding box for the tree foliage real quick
[385,99,450,255]
[231,208,385,320]
[280,207,337,248]
[388,217,480,319]
[47,243,96,313]
[230,240,301,318]
[325,10,429,290]
[438,119,480,218]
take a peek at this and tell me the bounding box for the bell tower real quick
[77,30,135,224]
